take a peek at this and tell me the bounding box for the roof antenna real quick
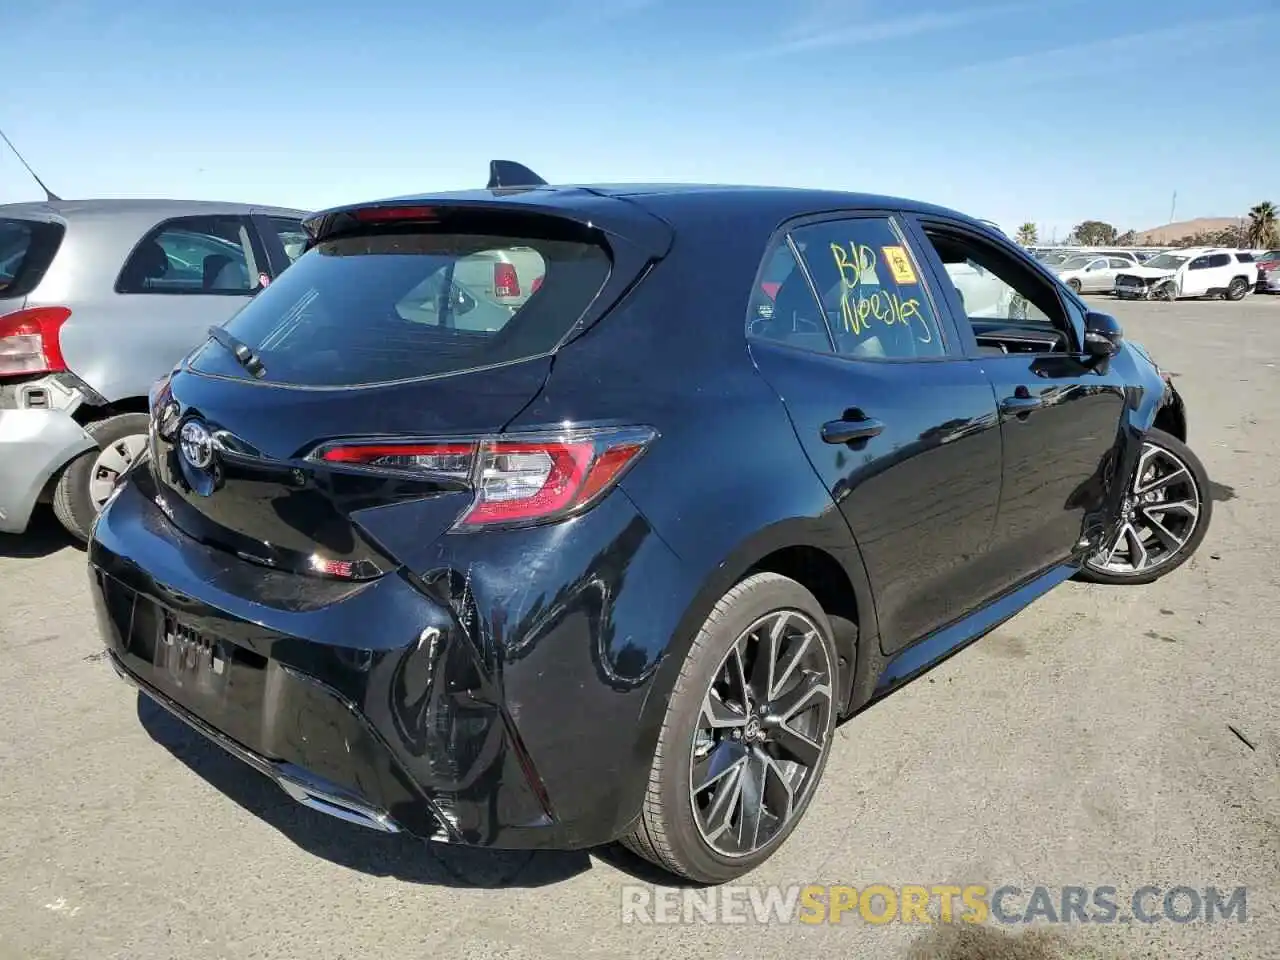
[0,127,62,201]
[487,160,547,190]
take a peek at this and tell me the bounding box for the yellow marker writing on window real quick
[881,246,918,285]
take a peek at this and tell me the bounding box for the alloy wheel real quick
[689,609,833,858]
[1087,440,1201,577]
[87,434,148,511]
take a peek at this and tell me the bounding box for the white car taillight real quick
[0,306,71,377]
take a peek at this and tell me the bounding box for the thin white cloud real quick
[743,2,1029,59]
[949,14,1275,82]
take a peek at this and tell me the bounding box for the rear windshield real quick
[0,218,65,299]
[188,226,611,386]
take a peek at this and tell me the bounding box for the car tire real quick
[1067,278,1082,293]
[1156,282,1176,301]
[52,412,150,544]
[1225,277,1250,301]
[621,572,840,884]
[1076,428,1212,586]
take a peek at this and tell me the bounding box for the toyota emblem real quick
[179,421,215,470]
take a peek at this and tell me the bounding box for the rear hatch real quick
[146,198,669,578]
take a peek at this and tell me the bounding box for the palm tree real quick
[1015,222,1038,246]
[1246,202,1277,248]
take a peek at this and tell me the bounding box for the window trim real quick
[744,208,962,364]
[904,213,1086,359]
[251,214,306,276]
[114,214,268,296]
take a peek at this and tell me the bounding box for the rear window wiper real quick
[207,325,266,378]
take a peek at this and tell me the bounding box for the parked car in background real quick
[1114,248,1257,301]
[90,163,1208,885]
[1254,250,1280,292]
[1052,254,1137,293]
[0,199,307,542]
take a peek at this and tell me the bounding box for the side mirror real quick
[1084,311,1123,357]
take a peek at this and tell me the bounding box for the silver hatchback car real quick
[0,199,307,542]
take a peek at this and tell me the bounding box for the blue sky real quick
[4,0,1276,238]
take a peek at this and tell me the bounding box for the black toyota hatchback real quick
[89,162,1211,883]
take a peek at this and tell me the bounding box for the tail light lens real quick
[352,205,439,223]
[310,426,656,529]
[0,306,70,377]
[493,262,521,298]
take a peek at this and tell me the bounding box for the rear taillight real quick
[0,306,70,377]
[310,427,656,529]
[494,262,521,298]
[530,275,544,294]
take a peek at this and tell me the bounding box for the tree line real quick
[1014,202,1278,249]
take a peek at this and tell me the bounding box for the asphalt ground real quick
[2,294,1277,959]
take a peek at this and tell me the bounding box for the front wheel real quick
[1156,282,1177,301]
[1077,428,1212,585]
[1067,278,1082,294]
[621,573,840,883]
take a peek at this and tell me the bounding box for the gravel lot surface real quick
[2,295,1277,960]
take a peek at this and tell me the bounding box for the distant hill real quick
[1134,217,1242,245]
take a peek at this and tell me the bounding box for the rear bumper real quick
[88,470,684,850]
[106,649,405,834]
[0,408,96,534]
[89,477,574,848]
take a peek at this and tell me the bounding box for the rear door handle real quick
[822,416,885,444]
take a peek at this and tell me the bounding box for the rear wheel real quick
[52,413,149,543]
[621,573,839,883]
[1077,428,1211,585]
[1226,277,1250,301]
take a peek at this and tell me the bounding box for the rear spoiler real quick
[301,160,672,261]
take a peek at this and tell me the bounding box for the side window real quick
[117,216,260,294]
[1088,259,1106,271]
[266,217,308,263]
[916,225,1074,354]
[1109,258,1131,269]
[1208,253,1232,268]
[1189,256,1210,270]
[787,217,946,360]
[1235,252,1254,263]
[745,240,832,353]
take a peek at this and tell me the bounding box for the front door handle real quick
[822,416,885,444]
[1000,388,1043,419]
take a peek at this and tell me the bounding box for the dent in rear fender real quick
[391,490,690,844]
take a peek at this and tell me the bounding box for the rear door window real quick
[188,226,611,386]
[787,216,947,360]
[117,216,263,294]
[0,218,66,299]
